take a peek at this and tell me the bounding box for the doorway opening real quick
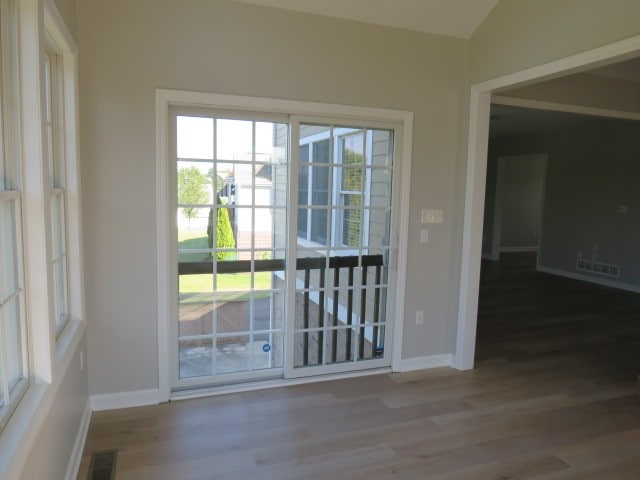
[457,38,640,370]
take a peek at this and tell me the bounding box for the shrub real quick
[207,200,235,260]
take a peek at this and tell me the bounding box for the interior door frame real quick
[489,154,548,261]
[156,90,413,401]
[455,35,640,371]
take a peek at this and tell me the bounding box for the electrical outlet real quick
[416,310,424,325]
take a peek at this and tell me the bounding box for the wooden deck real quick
[78,253,640,479]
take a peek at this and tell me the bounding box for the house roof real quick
[231,0,499,39]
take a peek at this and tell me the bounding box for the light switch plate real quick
[421,209,443,224]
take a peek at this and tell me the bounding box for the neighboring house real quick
[223,163,275,256]
[3,0,640,478]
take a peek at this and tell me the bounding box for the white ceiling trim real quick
[231,0,499,39]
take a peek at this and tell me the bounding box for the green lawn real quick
[178,233,272,295]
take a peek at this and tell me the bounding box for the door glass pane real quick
[310,166,329,205]
[294,123,394,371]
[179,338,213,378]
[309,209,328,245]
[217,119,252,161]
[177,116,213,159]
[371,129,393,167]
[176,114,288,385]
[342,204,362,247]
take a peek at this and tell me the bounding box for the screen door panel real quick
[289,123,394,376]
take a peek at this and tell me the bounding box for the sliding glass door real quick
[172,110,289,389]
[169,108,398,390]
[286,120,395,377]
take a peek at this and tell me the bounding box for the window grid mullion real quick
[211,117,218,374]
[0,307,11,403]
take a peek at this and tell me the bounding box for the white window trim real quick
[156,89,413,402]
[0,0,29,432]
[43,0,84,358]
[44,47,70,337]
[0,0,85,478]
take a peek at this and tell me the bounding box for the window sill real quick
[55,318,84,368]
[0,384,48,479]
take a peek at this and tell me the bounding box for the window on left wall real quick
[0,0,82,442]
[0,0,29,432]
[44,50,70,336]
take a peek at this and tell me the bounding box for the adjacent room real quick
[1,1,640,479]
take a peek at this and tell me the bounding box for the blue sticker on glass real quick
[262,343,271,353]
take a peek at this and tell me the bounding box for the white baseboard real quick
[500,246,538,253]
[90,389,160,412]
[397,354,454,372]
[65,398,91,480]
[537,265,640,293]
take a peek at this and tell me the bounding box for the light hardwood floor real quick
[78,253,640,479]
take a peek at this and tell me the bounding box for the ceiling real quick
[232,0,500,39]
[586,56,640,83]
[490,104,638,138]
[492,56,640,138]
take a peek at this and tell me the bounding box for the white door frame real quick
[156,90,413,401]
[454,35,640,371]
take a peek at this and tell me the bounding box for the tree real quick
[177,166,209,221]
[207,200,236,260]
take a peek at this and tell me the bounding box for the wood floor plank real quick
[77,253,640,479]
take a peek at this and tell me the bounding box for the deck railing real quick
[179,254,384,366]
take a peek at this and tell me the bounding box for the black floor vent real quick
[87,450,117,480]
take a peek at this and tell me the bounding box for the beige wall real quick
[77,0,640,398]
[470,0,640,83]
[78,0,468,395]
[18,337,89,479]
